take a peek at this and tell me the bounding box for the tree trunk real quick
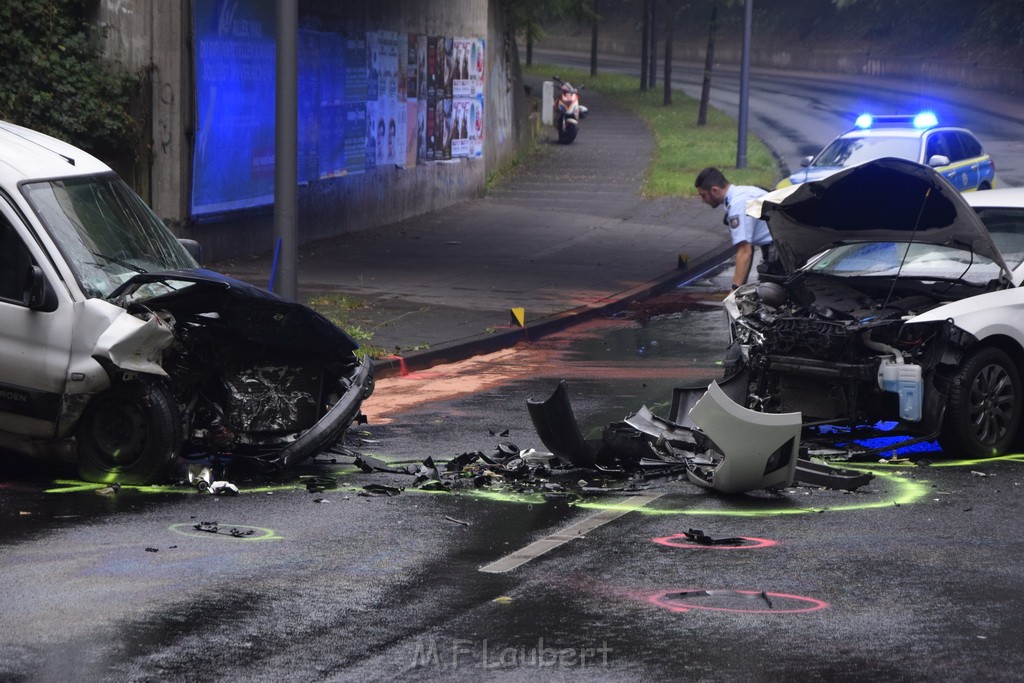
[640,0,649,91]
[697,1,718,125]
[663,4,674,105]
[526,24,534,67]
[648,0,657,88]
[590,0,599,76]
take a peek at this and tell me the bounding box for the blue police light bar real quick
[855,113,873,129]
[913,111,939,129]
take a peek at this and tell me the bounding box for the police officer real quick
[694,166,778,289]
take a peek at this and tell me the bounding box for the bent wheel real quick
[940,346,1021,458]
[76,378,181,484]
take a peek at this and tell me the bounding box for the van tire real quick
[76,378,181,484]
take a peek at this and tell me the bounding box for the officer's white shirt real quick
[725,185,772,247]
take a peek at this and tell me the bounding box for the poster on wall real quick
[453,37,484,98]
[451,96,483,159]
[191,0,277,215]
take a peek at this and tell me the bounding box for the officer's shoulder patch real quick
[729,216,741,229]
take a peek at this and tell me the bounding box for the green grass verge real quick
[526,63,779,195]
[303,292,388,359]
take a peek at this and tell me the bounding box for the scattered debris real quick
[303,475,338,493]
[361,484,403,497]
[210,481,240,496]
[96,483,121,496]
[145,547,159,552]
[682,528,747,546]
[444,516,471,526]
[354,455,406,474]
[526,380,875,495]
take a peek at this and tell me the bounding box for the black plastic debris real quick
[361,484,403,497]
[682,528,747,546]
[526,381,600,467]
[145,547,159,552]
[354,455,406,474]
[194,521,220,533]
[303,475,339,493]
[445,451,481,471]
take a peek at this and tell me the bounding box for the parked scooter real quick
[552,76,588,144]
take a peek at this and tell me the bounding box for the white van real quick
[0,121,373,483]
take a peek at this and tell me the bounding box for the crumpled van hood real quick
[748,157,1010,278]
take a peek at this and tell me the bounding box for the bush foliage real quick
[0,0,140,159]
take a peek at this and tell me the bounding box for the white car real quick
[0,121,373,483]
[727,158,1024,458]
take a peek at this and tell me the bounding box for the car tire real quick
[940,346,1021,458]
[76,377,181,484]
[978,182,992,191]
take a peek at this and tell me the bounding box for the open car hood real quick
[748,157,1011,278]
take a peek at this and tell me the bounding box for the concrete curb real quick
[370,241,734,378]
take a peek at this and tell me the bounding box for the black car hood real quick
[110,269,360,358]
[750,157,1010,278]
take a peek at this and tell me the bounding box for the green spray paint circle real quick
[169,523,283,541]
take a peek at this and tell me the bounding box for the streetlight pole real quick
[736,0,752,168]
[274,0,298,299]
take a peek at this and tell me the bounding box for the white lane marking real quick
[478,493,665,573]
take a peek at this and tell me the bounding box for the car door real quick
[0,196,74,439]
[957,131,992,190]
[925,132,967,190]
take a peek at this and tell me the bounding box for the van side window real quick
[0,214,33,303]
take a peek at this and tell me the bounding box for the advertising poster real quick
[191,0,277,215]
[451,96,483,159]
[438,97,453,161]
[342,36,368,175]
[426,35,439,99]
[417,98,428,164]
[441,36,455,99]
[453,37,484,98]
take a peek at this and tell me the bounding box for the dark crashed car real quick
[725,157,1024,458]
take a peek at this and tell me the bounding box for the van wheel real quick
[76,378,181,484]
[939,347,1021,458]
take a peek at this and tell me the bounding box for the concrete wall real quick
[96,0,530,263]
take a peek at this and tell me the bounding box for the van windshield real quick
[22,174,197,299]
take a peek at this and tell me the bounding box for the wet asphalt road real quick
[5,60,1024,681]
[4,279,1024,681]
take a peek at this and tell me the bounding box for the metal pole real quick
[274,0,298,299]
[736,0,752,168]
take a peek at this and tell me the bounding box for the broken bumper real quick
[277,357,374,468]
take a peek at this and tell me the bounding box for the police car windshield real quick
[813,136,921,168]
[22,173,198,299]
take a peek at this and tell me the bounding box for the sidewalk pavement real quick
[208,83,734,378]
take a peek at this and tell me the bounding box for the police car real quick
[777,112,996,192]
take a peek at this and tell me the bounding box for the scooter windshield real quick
[22,173,198,299]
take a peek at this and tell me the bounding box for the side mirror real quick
[927,154,950,168]
[25,265,53,311]
[800,156,813,167]
[179,238,203,264]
